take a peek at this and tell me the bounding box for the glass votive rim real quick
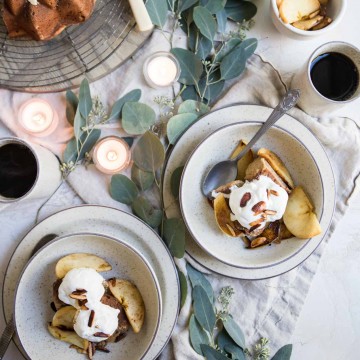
[18,98,59,137]
[92,136,132,175]
[143,51,181,88]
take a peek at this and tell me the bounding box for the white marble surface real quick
[250,1,360,359]
[1,1,360,360]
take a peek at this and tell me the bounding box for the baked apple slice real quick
[279,0,321,24]
[107,279,145,333]
[230,140,254,181]
[48,324,89,350]
[52,306,77,329]
[55,253,112,279]
[283,186,322,239]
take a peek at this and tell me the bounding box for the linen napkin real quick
[0,27,360,360]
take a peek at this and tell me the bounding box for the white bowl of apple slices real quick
[14,233,162,360]
[270,0,347,39]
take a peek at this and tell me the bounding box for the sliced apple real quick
[293,15,323,30]
[213,193,244,237]
[276,0,283,7]
[52,306,77,329]
[279,0,321,24]
[107,278,145,333]
[257,148,294,189]
[55,253,112,279]
[283,186,322,239]
[230,140,254,181]
[48,324,89,350]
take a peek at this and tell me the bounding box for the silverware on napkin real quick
[0,233,58,360]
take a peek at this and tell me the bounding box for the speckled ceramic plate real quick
[3,206,179,360]
[163,104,335,279]
[14,233,162,360]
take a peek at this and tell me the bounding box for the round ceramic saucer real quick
[2,205,179,360]
[163,104,335,279]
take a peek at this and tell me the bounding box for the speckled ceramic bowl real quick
[180,122,327,269]
[14,233,162,360]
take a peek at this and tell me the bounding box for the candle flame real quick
[107,151,118,162]
[32,113,46,125]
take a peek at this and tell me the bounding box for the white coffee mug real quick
[291,41,360,116]
[0,137,62,211]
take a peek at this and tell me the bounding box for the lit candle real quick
[93,136,131,174]
[18,98,58,137]
[143,52,180,88]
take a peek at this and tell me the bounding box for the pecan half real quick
[240,192,251,207]
[88,310,95,327]
[252,201,266,215]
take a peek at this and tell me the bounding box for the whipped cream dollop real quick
[58,268,120,342]
[74,303,120,342]
[228,175,288,230]
[58,268,105,309]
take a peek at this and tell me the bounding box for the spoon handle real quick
[0,317,15,360]
[233,89,301,162]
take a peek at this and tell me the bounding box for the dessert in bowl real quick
[180,122,330,269]
[270,0,346,39]
[14,233,162,360]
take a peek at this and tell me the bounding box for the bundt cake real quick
[2,0,96,41]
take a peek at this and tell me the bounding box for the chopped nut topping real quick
[270,189,279,196]
[88,310,95,327]
[249,224,261,233]
[240,192,251,207]
[249,218,264,227]
[93,332,110,338]
[87,342,93,360]
[252,201,266,214]
[264,210,277,215]
[69,290,87,300]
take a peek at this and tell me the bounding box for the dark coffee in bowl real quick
[0,143,38,198]
[310,52,359,101]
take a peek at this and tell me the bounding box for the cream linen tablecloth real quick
[0,29,360,359]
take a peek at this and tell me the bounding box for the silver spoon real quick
[0,233,58,360]
[202,89,301,198]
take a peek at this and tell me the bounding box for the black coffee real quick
[0,143,38,198]
[310,52,359,101]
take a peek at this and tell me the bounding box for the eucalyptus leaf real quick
[122,137,134,148]
[73,105,86,142]
[201,0,226,14]
[132,196,163,228]
[170,166,184,198]
[131,165,155,191]
[78,129,101,160]
[217,37,242,61]
[223,315,246,350]
[271,344,293,360]
[181,85,200,101]
[163,218,185,258]
[216,9,227,33]
[200,345,230,360]
[178,100,209,116]
[197,35,213,59]
[192,285,216,334]
[171,48,203,85]
[108,89,141,122]
[225,1,257,22]
[241,38,258,59]
[122,102,156,135]
[178,0,198,12]
[193,6,217,41]
[133,131,165,172]
[186,263,214,303]
[187,23,198,52]
[167,113,198,145]
[217,328,237,351]
[78,78,92,120]
[177,267,188,308]
[189,314,209,355]
[146,0,168,27]
[66,90,78,126]
[63,138,77,163]
[110,175,139,205]
[224,344,246,360]
[220,46,246,80]
[198,72,225,102]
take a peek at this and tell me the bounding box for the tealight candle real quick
[93,136,131,175]
[18,98,58,137]
[143,52,180,88]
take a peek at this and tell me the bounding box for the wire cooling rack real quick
[0,0,153,92]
